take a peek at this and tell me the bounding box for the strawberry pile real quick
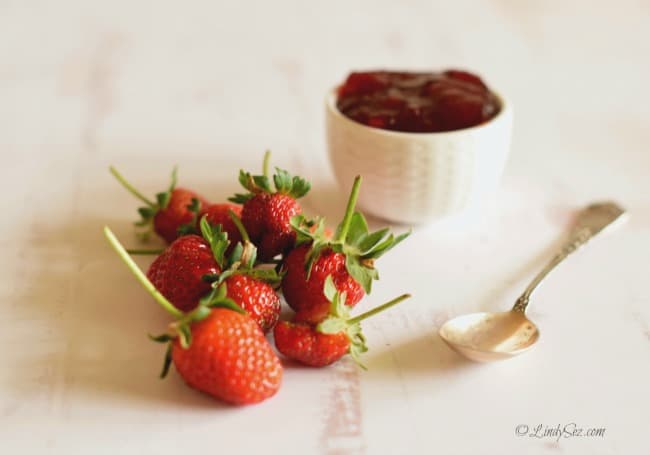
[105,152,411,406]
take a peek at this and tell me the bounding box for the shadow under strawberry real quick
[6,214,227,410]
[13,163,261,409]
[362,333,477,374]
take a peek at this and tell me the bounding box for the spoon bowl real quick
[439,311,539,362]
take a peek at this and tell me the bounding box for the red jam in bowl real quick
[336,70,500,133]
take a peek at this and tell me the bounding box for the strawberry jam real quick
[336,70,500,133]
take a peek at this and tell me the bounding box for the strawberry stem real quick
[262,150,271,178]
[109,166,156,208]
[348,293,411,324]
[335,175,362,242]
[104,226,184,319]
[126,248,164,255]
[228,209,250,243]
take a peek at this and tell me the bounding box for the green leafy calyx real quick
[291,212,411,294]
[136,167,178,240]
[316,276,412,369]
[199,214,283,288]
[316,276,368,369]
[199,216,230,269]
[229,152,311,203]
[176,197,202,236]
[289,176,410,294]
[290,215,330,280]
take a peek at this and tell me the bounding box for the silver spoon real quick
[439,202,627,362]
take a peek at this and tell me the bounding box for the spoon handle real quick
[512,202,626,313]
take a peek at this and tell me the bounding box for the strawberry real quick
[274,275,410,367]
[146,233,222,312]
[153,190,206,244]
[223,274,280,333]
[281,176,410,323]
[146,216,231,313]
[283,245,364,323]
[110,166,208,243]
[171,307,282,405]
[103,226,283,405]
[274,321,350,367]
[229,152,311,261]
[196,203,243,253]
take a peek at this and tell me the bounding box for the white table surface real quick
[2,1,649,454]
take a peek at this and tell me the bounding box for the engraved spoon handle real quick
[512,202,626,313]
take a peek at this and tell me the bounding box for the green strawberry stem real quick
[335,175,362,243]
[348,293,411,325]
[103,226,184,319]
[126,248,165,255]
[109,166,156,208]
[228,209,250,243]
[262,150,271,178]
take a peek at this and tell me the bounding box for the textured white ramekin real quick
[326,89,513,224]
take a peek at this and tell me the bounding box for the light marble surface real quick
[1,1,649,454]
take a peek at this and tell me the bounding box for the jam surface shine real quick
[336,70,500,133]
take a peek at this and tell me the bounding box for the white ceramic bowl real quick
[326,88,513,224]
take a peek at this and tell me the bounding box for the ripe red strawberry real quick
[242,192,301,261]
[154,189,209,243]
[199,203,243,252]
[281,176,410,323]
[146,234,221,312]
[274,275,410,367]
[110,166,208,243]
[103,226,283,406]
[172,308,282,405]
[229,152,311,261]
[224,274,280,333]
[274,320,349,367]
[283,245,364,323]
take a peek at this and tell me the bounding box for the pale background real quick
[1,1,649,454]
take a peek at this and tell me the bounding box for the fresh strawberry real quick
[281,176,410,323]
[241,192,301,260]
[154,189,207,243]
[198,203,243,253]
[274,275,410,367]
[284,245,364,323]
[224,274,280,333]
[146,233,221,312]
[274,320,349,367]
[171,307,282,405]
[229,152,311,261]
[110,166,208,243]
[103,226,283,406]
